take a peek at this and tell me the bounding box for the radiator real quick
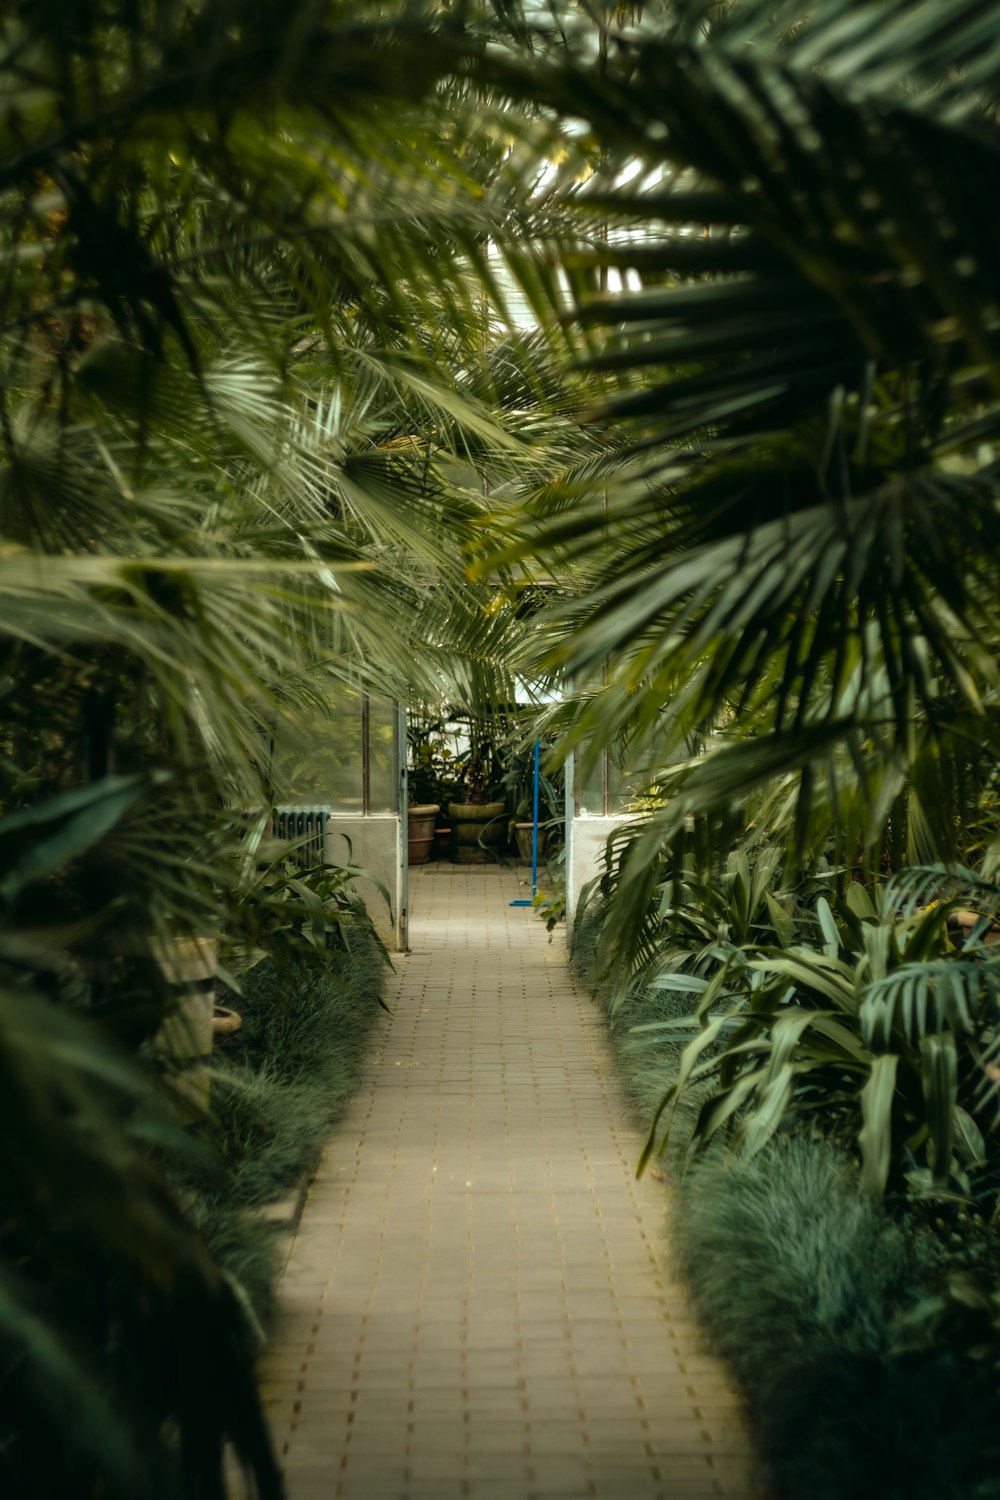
[272,806,331,866]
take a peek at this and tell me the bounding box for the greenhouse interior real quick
[4,3,1000,1499]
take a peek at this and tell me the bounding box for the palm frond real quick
[860,959,1000,1050]
[475,0,1000,869]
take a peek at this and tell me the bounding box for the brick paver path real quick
[259,864,754,1500]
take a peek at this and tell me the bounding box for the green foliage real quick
[406,710,511,808]
[407,706,566,828]
[0,784,282,1500]
[16,2,1000,1496]
[495,722,565,838]
[594,841,799,1008]
[531,842,568,932]
[407,735,464,811]
[224,831,393,986]
[185,1198,285,1343]
[585,873,1000,1496]
[0,2,598,1496]
[577,903,704,1148]
[487,0,1000,931]
[234,942,386,1084]
[180,934,388,1326]
[896,1268,1000,1377]
[636,865,1000,1202]
[573,853,799,1159]
[519,7,1000,1490]
[674,1137,1000,1500]
[209,1066,332,1210]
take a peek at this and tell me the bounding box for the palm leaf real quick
[859,1053,900,1196]
[859,959,1000,1050]
[482,0,1000,869]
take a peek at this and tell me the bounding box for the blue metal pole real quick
[530,737,540,899]
[510,738,542,907]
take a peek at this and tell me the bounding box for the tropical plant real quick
[591,840,799,1006]
[639,866,1000,1205]
[0,1,589,1492]
[407,731,464,811]
[487,0,1000,934]
[497,722,565,840]
[574,843,806,1149]
[222,820,394,984]
[0,779,282,1499]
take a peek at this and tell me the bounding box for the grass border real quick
[180,933,388,1333]
[572,902,1000,1500]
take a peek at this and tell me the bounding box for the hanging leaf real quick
[859,1053,900,1197]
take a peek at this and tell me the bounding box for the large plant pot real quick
[407,803,439,865]
[433,825,453,861]
[448,801,506,864]
[515,822,547,864]
[153,936,217,1121]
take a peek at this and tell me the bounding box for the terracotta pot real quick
[433,826,453,861]
[212,1005,243,1036]
[407,803,439,865]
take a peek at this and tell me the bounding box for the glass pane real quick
[368,696,399,813]
[575,745,635,816]
[270,688,364,813]
[322,691,365,813]
[576,746,606,816]
[608,750,632,813]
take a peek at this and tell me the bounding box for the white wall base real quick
[566,814,633,940]
[326,816,403,950]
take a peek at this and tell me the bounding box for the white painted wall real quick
[326,816,404,950]
[565,813,633,940]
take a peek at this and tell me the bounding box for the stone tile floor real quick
[258,864,755,1499]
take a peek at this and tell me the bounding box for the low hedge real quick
[180,935,387,1331]
[574,905,1000,1500]
[675,1139,1000,1500]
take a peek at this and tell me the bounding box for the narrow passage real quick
[259,865,754,1500]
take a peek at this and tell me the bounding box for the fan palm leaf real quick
[486,0,1000,877]
[0,5,593,1495]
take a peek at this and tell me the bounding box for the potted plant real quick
[153,934,218,1120]
[514,819,545,863]
[448,742,506,864]
[407,735,462,861]
[499,730,565,866]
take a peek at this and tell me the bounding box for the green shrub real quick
[177,935,387,1331]
[209,1065,333,1208]
[187,1196,285,1336]
[635,872,1000,1202]
[674,1138,1000,1500]
[579,879,1000,1499]
[233,942,386,1085]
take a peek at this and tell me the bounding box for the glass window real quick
[269,689,399,814]
[368,696,400,814]
[576,746,632,816]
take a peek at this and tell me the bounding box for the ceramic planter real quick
[153,935,217,1120]
[448,801,506,864]
[514,821,547,863]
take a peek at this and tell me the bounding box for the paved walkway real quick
[259,864,754,1500]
